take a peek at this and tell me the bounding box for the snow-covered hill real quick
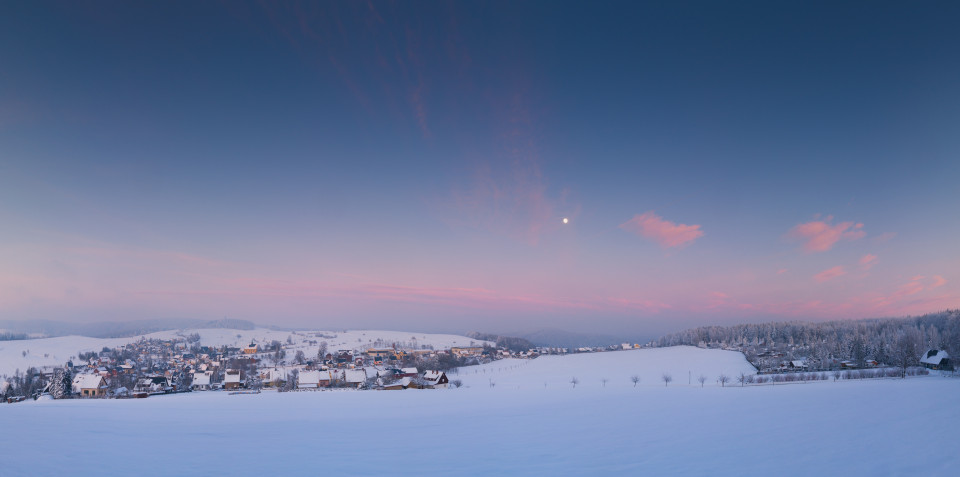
[0,328,491,376]
[454,346,756,389]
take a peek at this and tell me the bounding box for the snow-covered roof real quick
[72,374,105,390]
[225,372,242,383]
[401,367,417,374]
[192,374,211,386]
[920,349,949,365]
[423,370,445,382]
[299,371,322,385]
[344,369,366,383]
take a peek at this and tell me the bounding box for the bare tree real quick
[737,372,748,387]
[661,373,672,387]
[631,375,640,387]
[601,377,609,387]
[294,350,306,365]
[698,375,707,387]
[451,379,463,388]
[893,329,921,378]
[718,374,730,387]
[570,377,579,388]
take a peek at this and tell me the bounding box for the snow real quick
[3,347,958,475]
[453,346,757,389]
[0,328,493,377]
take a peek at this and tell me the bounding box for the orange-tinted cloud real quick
[814,265,846,282]
[787,217,865,252]
[619,211,704,248]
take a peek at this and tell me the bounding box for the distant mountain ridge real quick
[0,318,257,339]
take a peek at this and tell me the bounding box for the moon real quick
[562,217,569,224]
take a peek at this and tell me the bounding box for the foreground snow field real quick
[2,350,957,476]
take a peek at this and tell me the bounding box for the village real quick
[1,330,650,402]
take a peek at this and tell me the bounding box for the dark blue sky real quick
[2,1,959,336]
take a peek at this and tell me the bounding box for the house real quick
[422,370,449,389]
[243,344,259,355]
[72,374,107,397]
[920,350,952,370]
[224,370,243,390]
[788,360,808,370]
[134,376,170,394]
[397,367,418,378]
[298,370,323,389]
[343,369,367,388]
[191,372,212,391]
[450,347,484,358]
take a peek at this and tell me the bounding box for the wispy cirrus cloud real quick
[787,216,865,252]
[814,265,846,282]
[619,211,703,248]
[859,254,878,271]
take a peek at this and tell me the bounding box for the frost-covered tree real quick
[718,374,729,387]
[570,377,579,388]
[631,375,640,387]
[661,374,672,387]
[698,375,707,387]
[49,367,72,399]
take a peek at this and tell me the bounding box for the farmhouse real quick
[72,374,107,397]
[224,370,243,390]
[298,370,323,389]
[920,350,952,370]
[422,370,449,389]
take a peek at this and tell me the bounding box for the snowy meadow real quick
[2,348,957,476]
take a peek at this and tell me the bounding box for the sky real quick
[2,1,959,338]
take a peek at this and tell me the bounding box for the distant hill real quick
[517,328,623,349]
[465,332,536,352]
[0,318,256,339]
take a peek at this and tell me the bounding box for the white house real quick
[298,370,322,389]
[191,372,212,391]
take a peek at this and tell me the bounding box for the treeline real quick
[652,310,960,371]
[466,331,536,352]
[0,331,28,341]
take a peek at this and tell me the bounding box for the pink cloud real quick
[931,275,947,288]
[873,232,897,243]
[619,211,704,248]
[859,254,877,271]
[787,217,865,252]
[814,266,846,282]
[776,269,788,275]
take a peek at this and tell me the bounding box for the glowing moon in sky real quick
[562,217,569,224]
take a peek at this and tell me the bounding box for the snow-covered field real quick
[453,346,757,389]
[2,347,957,476]
[0,328,491,376]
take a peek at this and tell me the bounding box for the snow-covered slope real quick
[1,366,956,476]
[454,346,756,389]
[0,328,491,376]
